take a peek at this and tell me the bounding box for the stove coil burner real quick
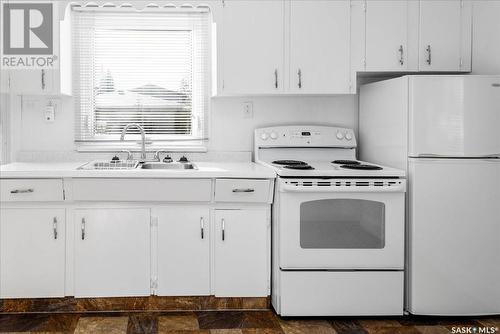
[332,160,360,165]
[340,164,383,170]
[272,160,308,166]
[284,164,315,170]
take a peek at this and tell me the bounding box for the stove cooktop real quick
[261,160,404,178]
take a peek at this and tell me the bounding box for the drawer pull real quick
[10,188,34,194]
[232,188,255,193]
[200,217,205,239]
[221,218,225,241]
[53,217,58,239]
[81,218,86,240]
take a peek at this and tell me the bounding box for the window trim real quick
[71,6,213,152]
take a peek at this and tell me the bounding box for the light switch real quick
[243,101,253,118]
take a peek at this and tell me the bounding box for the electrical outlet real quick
[44,104,55,122]
[44,99,58,122]
[243,101,253,118]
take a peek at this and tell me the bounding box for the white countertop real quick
[0,162,276,179]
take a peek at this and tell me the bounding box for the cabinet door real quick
[289,0,350,94]
[419,0,463,71]
[155,206,210,296]
[0,70,10,93]
[74,208,150,297]
[214,209,269,297]
[0,208,65,298]
[221,0,284,95]
[8,69,54,94]
[365,1,408,71]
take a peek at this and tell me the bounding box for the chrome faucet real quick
[154,150,171,162]
[120,123,147,161]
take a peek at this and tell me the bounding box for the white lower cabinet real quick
[0,208,65,298]
[155,206,210,296]
[73,208,151,297]
[0,178,273,299]
[214,209,269,297]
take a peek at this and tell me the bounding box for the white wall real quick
[0,94,9,164]
[5,0,500,163]
[10,95,358,162]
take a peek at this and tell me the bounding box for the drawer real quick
[72,178,212,202]
[0,179,64,202]
[215,179,272,203]
[279,271,404,316]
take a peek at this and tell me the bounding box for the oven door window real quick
[300,199,385,249]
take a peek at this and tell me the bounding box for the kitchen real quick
[0,0,499,333]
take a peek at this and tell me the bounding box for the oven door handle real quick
[280,183,406,193]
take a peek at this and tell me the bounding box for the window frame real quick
[71,6,212,152]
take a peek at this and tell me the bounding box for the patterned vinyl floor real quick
[0,310,498,333]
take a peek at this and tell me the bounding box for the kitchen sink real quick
[78,160,139,170]
[140,162,197,170]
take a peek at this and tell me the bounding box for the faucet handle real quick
[120,150,133,161]
[154,150,169,162]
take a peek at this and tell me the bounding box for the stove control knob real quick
[336,131,344,140]
[270,132,278,140]
[260,132,269,140]
[345,133,353,141]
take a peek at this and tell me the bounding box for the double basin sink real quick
[140,162,196,170]
[78,160,197,170]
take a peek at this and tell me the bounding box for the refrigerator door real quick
[408,158,500,315]
[409,76,500,157]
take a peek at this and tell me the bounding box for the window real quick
[72,7,210,149]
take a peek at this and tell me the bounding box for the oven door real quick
[277,179,405,270]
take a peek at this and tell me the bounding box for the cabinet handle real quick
[274,69,278,89]
[297,69,302,88]
[232,188,255,193]
[41,69,46,90]
[81,218,86,240]
[53,217,58,240]
[399,45,404,65]
[200,217,204,239]
[10,188,34,194]
[426,45,431,65]
[221,218,225,241]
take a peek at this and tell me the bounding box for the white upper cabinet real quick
[1,2,71,95]
[221,0,284,95]
[0,208,65,298]
[352,0,472,77]
[365,1,408,71]
[288,0,350,94]
[0,70,10,93]
[8,69,55,95]
[418,0,472,72]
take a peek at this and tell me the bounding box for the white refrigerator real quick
[359,75,500,316]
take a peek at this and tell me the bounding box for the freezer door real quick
[409,76,500,157]
[408,158,500,315]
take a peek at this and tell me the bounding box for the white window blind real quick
[72,8,210,147]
